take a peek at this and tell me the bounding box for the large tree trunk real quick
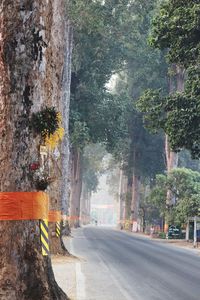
[118,168,128,229]
[165,65,183,206]
[48,2,73,256]
[164,65,184,230]
[176,65,185,93]
[69,148,83,228]
[131,173,140,232]
[165,135,179,173]
[0,1,68,299]
[118,168,123,228]
[130,149,141,232]
[80,184,91,225]
[165,135,178,231]
[61,9,73,218]
[59,22,73,235]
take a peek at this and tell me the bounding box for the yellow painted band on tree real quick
[40,219,50,256]
[0,192,49,220]
[56,221,61,237]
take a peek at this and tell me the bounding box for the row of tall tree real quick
[135,0,200,230]
[71,0,200,234]
[1,0,200,298]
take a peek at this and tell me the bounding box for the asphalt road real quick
[67,226,200,300]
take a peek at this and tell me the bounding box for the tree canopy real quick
[69,0,140,152]
[149,168,200,224]
[149,0,200,66]
[137,0,200,158]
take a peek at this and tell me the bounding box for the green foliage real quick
[138,0,200,158]
[70,0,167,194]
[137,67,200,158]
[148,174,167,217]
[136,89,165,133]
[149,0,200,66]
[70,0,162,156]
[175,195,200,224]
[31,107,59,137]
[158,232,166,239]
[149,168,200,224]
[70,119,90,150]
[178,150,200,172]
[129,117,165,179]
[82,144,107,193]
[112,0,168,182]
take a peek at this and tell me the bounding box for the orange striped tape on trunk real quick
[0,192,49,220]
[67,216,80,221]
[48,210,62,222]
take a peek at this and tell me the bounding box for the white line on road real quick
[69,238,86,300]
[76,262,86,300]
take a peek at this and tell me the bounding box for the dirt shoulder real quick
[121,229,200,252]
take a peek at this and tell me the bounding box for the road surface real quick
[66,226,200,300]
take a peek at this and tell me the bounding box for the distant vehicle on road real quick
[167,225,180,239]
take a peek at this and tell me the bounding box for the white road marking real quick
[76,262,86,300]
[69,236,86,300]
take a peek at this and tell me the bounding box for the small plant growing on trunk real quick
[31,106,64,149]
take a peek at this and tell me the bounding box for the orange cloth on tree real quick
[48,210,62,222]
[67,216,80,220]
[0,192,49,220]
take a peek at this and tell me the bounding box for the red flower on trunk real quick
[30,162,40,171]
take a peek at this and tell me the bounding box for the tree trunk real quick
[165,135,178,207]
[117,167,128,229]
[165,65,184,206]
[121,173,128,228]
[131,173,140,232]
[164,65,185,229]
[69,148,83,228]
[61,9,73,218]
[80,184,91,225]
[0,1,68,299]
[48,1,73,256]
[117,168,123,228]
[165,135,179,173]
[176,65,185,93]
[130,149,140,232]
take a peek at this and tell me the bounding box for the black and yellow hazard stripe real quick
[56,221,61,238]
[40,219,50,256]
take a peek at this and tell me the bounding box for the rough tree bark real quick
[0,1,68,299]
[130,149,141,232]
[80,184,91,225]
[121,174,128,225]
[69,148,83,228]
[48,1,73,256]
[117,167,128,229]
[118,168,123,228]
[165,135,179,173]
[61,3,73,219]
[131,173,140,232]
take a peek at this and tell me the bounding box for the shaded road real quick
[67,226,200,300]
